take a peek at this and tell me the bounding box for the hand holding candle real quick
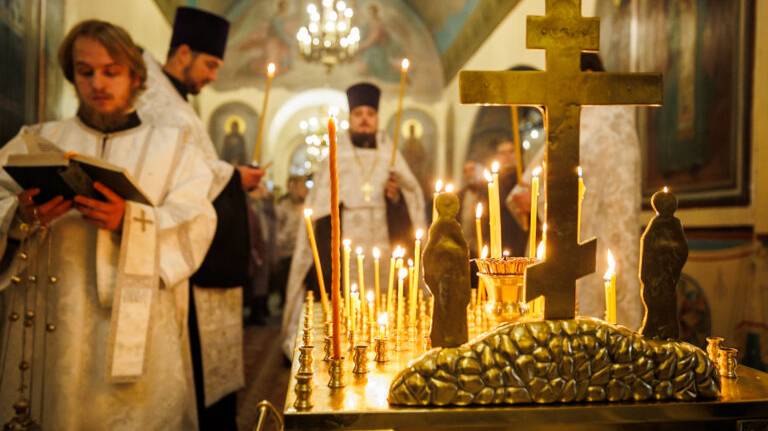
[390,59,410,167]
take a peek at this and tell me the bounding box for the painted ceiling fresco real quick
[154,0,520,92]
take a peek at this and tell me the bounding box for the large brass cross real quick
[459,0,662,319]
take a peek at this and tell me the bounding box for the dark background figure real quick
[273,176,308,309]
[246,183,277,325]
[424,193,471,348]
[639,189,689,340]
[220,118,247,165]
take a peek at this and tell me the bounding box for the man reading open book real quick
[0,20,215,430]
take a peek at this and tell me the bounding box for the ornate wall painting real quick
[207,101,260,164]
[600,0,754,207]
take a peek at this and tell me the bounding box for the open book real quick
[3,132,153,205]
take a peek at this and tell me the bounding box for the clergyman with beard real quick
[136,7,259,430]
[0,20,215,429]
[280,82,426,357]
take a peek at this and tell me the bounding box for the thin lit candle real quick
[253,62,276,164]
[390,58,410,167]
[328,116,342,359]
[604,250,617,324]
[432,179,444,222]
[303,208,330,318]
[372,247,381,319]
[411,229,423,325]
[396,267,408,336]
[355,246,366,312]
[474,203,484,257]
[528,166,541,258]
[343,239,352,329]
[577,166,585,242]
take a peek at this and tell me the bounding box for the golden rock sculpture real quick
[389,318,719,406]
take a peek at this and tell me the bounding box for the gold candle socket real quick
[706,337,723,364]
[297,345,314,374]
[293,372,313,411]
[718,347,739,379]
[322,336,332,362]
[353,345,369,375]
[374,337,388,363]
[328,357,345,388]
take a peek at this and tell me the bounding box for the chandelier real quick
[291,107,349,176]
[296,0,360,71]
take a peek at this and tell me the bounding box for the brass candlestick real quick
[302,326,312,347]
[374,337,388,363]
[293,372,313,411]
[353,345,369,375]
[3,399,39,431]
[706,337,723,364]
[718,347,738,379]
[297,345,314,374]
[328,357,345,388]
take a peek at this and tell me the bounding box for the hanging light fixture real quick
[296,1,360,72]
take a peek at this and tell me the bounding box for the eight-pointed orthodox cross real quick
[459,0,662,319]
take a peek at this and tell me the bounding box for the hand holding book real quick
[17,188,73,226]
[74,182,126,231]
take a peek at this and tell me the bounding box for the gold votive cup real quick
[475,257,537,324]
[718,347,738,379]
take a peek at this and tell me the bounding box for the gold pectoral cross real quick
[133,209,154,233]
[459,0,662,319]
[361,182,373,203]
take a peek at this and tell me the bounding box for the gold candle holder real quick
[475,257,537,324]
[328,357,345,388]
[374,337,388,363]
[297,345,314,374]
[347,330,354,353]
[718,347,738,379]
[706,336,723,364]
[322,336,332,362]
[353,345,369,375]
[293,372,313,411]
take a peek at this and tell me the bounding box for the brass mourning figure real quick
[639,190,688,340]
[459,0,662,319]
[423,193,471,348]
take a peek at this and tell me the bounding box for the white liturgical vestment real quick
[281,131,426,357]
[0,118,216,430]
[137,52,246,406]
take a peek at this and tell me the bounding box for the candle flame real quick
[483,169,493,183]
[267,62,276,77]
[532,166,542,177]
[491,161,500,173]
[503,250,510,257]
[663,186,669,193]
[366,290,374,302]
[415,229,424,240]
[355,246,364,256]
[303,207,313,218]
[543,222,548,234]
[372,247,381,259]
[445,183,455,193]
[378,312,389,326]
[395,246,405,258]
[604,249,616,279]
[407,258,414,267]
[476,203,483,219]
[343,238,351,248]
[351,282,358,293]
[401,58,410,71]
[435,179,444,193]
[536,240,546,260]
[398,268,408,280]
[577,166,583,177]
[481,245,489,259]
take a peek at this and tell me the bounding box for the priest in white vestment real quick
[281,83,426,357]
[136,8,264,429]
[0,21,215,430]
[506,54,643,330]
